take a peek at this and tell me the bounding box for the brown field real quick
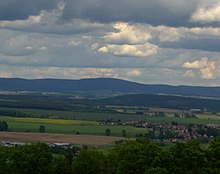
[0,132,123,146]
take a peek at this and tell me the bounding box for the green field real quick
[1,116,98,125]
[1,107,220,124]
[0,116,147,137]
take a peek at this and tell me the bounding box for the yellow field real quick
[0,116,98,125]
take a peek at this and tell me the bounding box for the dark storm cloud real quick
[0,0,58,20]
[1,0,219,27]
[62,0,199,27]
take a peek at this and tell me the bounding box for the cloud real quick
[1,34,36,56]
[62,0,200,27]
[191,2,220,23]
[98,22,157,57]
[99,43,158,57]
[67,39,81,47]
[183,57,217,79]
[0,1,106,35]
[0,0,59,21]
[104,22,152,44]
[200,61,216,79]
[183,70,195,78]
[126,70,142,76]
[0,72,11,78]
[183,57,209,69]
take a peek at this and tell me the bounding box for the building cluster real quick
[100,119,220,142]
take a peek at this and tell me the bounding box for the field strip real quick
[0,116,98,125]
[0,132,123,146]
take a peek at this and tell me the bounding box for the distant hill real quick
[99,94,220,111]
[0,77,220,97]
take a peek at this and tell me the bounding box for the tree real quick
[174,113,180,117]
[158,130,165,140]
[39,125,45,133]
[105,129,111,136]
[72,149,106,174]
[169,141,207,174]
[9,143,53,174]
[121,129,127,137]
[207,138,220,173]
[108,141,161,174]
[0,121,8,131]
[0,146,12,173]
[147,130,155,139]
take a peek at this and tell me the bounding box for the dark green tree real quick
[0,146,13,174]
[72,149,107,174]
[105,129,111,136]
[52,155,72,174]
[0,121,8,131]
[9,143,53,174]
[147,130,155,139]
[207,138,220,173]
[108,141,161,174]
[121,129,127,137]
[39,125,46,133]
[169,141,207,174]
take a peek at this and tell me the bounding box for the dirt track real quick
[0,132,123,146]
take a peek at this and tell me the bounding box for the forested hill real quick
[99,94,220,111]
[0,77,220,97]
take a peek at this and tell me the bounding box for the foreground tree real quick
[72,149,107,174]
[207,138,220,173]
[169,141,209,174]
[9,143,53,174]
[108,140,161,174]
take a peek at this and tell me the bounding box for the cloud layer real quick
[0,0,220,86]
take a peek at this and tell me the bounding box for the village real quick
[100,119,220,143]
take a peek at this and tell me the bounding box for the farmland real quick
[0,132,122,146]
[0,92,220,140]
[1,107,220,125]
[0,116,147,137]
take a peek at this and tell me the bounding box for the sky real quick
[0,0,220,86]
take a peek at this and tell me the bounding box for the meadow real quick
[1,107,220,124]
[0,116,147,137]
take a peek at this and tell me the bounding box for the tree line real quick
[0,138,219,174]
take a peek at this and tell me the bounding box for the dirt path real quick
[0,132,123,146]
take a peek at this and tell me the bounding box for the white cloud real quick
[183,57,217,79]
[126,70,142,76]
[98,22,158,57]
[104,22,152,44]
[1,34,35,56]
[38,46,47,50]
[189,27,220,36]
[182,57,209,69]
[200,61,216,79]
[25,46,33,50]
[0,72,11,78]
[183,70,195,78]
[190,2,220,23]
[152,25,181,42]
[67,40,81,47]
[99,43,158,57]
[91,43,99,51]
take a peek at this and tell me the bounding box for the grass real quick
[0,116,147,137]
[12,117,98,125]
[1,107,220,124]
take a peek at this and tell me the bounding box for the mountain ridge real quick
[0,77,220,97]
